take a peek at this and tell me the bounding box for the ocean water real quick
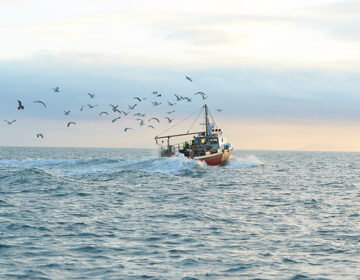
[1,147,360,280]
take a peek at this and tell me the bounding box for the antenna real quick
[205,104,209,136]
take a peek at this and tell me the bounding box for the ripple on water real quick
[1,148,360,279]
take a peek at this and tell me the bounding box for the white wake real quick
[225,155,263,169]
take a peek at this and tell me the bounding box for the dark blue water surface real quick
[1,147,360,279]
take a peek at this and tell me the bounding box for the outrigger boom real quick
[155,132,202,157]
[155,131,202,140]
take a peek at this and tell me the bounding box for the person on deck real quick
[182,142,191,157]
[183,142,190,150]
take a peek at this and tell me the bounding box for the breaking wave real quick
[225,155,263,169]
[0,154,204,177]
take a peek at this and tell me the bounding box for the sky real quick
[1,0,360,150]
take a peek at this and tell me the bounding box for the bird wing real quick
[34,101,46,107]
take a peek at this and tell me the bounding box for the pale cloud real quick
[1,0,360,68]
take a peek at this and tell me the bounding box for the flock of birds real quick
[4,76,223,139]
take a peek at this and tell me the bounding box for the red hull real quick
[194,148,233,166]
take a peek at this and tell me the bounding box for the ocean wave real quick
[225,155,263,169]
[0,154,261,177]
[0,155,205,177]
[139,154,204,175]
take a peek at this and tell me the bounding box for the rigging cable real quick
[156,105,204,138]
[208,108,219,130]
[186,109,203,133]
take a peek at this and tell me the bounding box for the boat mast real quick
[205,104,209,136]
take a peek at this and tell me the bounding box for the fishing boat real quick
[155,104,233,166]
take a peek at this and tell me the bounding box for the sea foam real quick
[225,155,263,169]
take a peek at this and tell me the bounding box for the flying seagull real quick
[99,112,109,117]
[166,110,175,114]
[112,116,121,123]
[33,100,46,108]
[174,94,181,101]
[152,101,161,106]
[165,117,173,123]
[148,125,155,129]
[152,91,158,95]
[184,97,192,102]
[194,92,207,100]
[88,93,95,99]
[110,104,121,114]
[167,101,176,106]
[120,111,130,116]
[185,75,193,82]
[64,110,70,115]
[128,104,137,110]
[80,105,85,111]
[87,104,98,109]
[17,100,24,110]
[67,122,76,127]
[216,109,223,112]
[149,117,160,123]
[52,86,60,93]
[136,119,145,126]
[109,104,119,111]
[124,127,133,132]
[133,97,143,102]
[4,120,16,125]
[36,133,44,138]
